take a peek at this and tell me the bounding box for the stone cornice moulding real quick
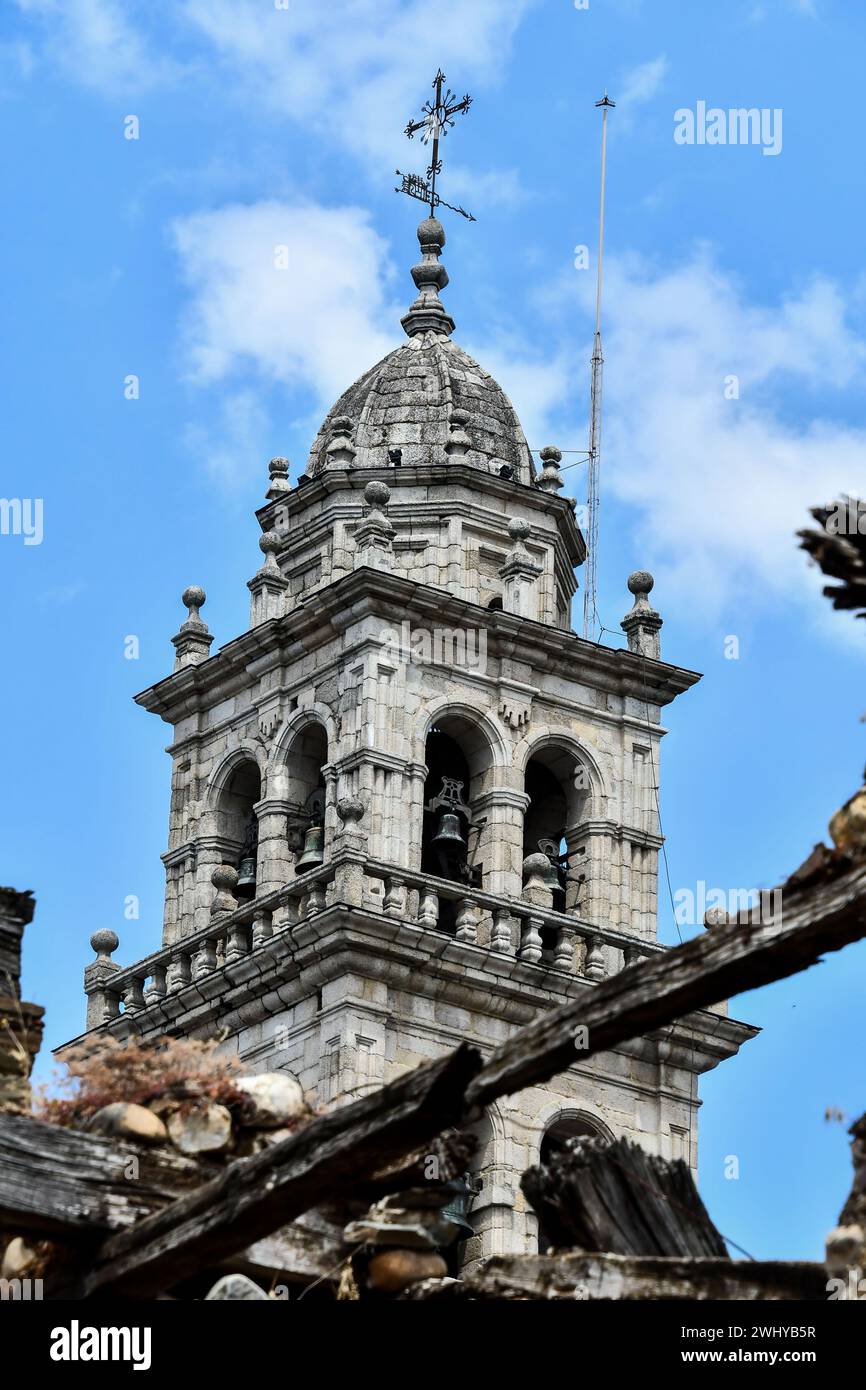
[136,570,700,726]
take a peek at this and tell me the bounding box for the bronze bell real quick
[236,855,256,891]
[439,1172,478,1239]
[537,840,564,891]
[295,824,325,872]
[431,811,467,852]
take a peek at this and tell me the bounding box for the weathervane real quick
[395,69,476,222]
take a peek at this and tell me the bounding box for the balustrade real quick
[85,854,656,1026]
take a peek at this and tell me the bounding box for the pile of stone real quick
[340,1178,476,1299]
[83,1070,309,1159]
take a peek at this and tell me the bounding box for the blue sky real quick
[2,0,865,1261]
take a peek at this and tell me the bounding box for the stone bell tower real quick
[73,214,755,1266]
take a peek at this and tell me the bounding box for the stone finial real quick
[355,480,394,572]
[248,530,289,627]
[444,409,472,463]
[84,930,121,1030]
[334,795,367,858]
[266,456,291,500]
[336,796,365,825]
[90,929,119,960]
[536,445,564,495]
[172,587,215,672]
[499,517,542,619]
[621,570,663,659]
[522,852,555,909]
[211,865,239,918]
[325,417,357,469]
[258,530,281,571]
[401,218,456,339]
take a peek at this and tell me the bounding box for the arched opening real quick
[284,722,329,875]
[537,1111,611,1254]
[523,742,593,925]
[421,713,497,928]
[216,760,262,901]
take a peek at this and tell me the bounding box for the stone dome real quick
[305,219,535,484]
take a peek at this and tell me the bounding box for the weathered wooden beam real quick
[466,858,866,1110]
[522,1136,727,1258]
[0,1113,204,1241]
[71,1042,481,1298]
[451,1253,828,1302]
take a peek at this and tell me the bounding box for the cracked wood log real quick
[465,857,866,1111]
[451,1253,828,1302]
[0,1113,204,1241]
[68,1041,481,1299]
[522,1136,727,1258]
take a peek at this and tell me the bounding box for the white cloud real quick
[180,0,534,162]
[171,201,399,403]
[16,0,534,165]
[522,251,866,631]
[615,55,668,129]
[14,0,183,92]
[446,165,528,211]
[183,389,272,490]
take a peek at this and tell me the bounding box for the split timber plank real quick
[72,1041,481,1299]
[456,1253,828,1302]
[0,1113,204,1241]
[522,1137,727,1258]
[466,858,866,1110]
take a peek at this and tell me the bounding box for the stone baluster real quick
[84,930,121,1029]
[490,907,518,956]
[251,909,274,949]
[455,898,479,945]
[304,880,327,918]
[225,921,250,964]
[122,975,146,1014]
[553,925,576,973]
[519,915,543,965]
[166,951,192,994]
[192,936,218,980]
[623,944,642,969]
[383,875,407,919]
[584,934,606,981]
[144,965,167,1006]
[418,888,440,930]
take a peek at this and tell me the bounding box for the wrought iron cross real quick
[395,69,476,222]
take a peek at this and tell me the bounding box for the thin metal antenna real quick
[583,91,614,640]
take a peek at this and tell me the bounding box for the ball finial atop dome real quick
[401,218,455,339]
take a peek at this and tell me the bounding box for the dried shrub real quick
[35,1034,244,1128]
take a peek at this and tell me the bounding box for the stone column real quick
[254,796,294,895]
[473,788,529,898]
